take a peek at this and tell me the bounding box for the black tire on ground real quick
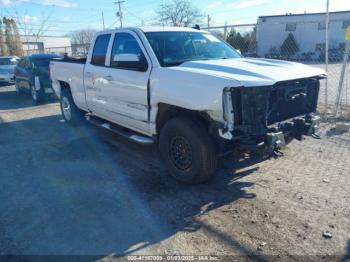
[30,83,45,104]
[284,134,294,145]
[159,117,218,184]
[60,88,85,125]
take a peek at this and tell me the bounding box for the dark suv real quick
[14,54,61,103]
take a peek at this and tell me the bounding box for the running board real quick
[86,115,154,145]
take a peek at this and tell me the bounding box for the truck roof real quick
[99,26,203,35]
[138,26,201,33]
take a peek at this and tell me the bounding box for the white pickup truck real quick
[50,26,326,184]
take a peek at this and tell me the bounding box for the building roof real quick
[259,10,350,19]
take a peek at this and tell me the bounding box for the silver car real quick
[0,56,19,84]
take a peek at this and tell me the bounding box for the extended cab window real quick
[91,34,111,66]
[110,33,147,70]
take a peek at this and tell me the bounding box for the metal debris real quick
[322,231,333,239]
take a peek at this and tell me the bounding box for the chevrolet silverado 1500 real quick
[50,26,326,184]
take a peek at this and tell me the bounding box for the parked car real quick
[50,27,326,184]
[14,54,62,103]
[0,56,19,84]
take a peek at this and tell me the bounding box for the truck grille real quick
[231,78,320,135]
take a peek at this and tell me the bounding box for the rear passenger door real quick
[84,33,112,117]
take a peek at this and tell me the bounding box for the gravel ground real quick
[0,84,349,261]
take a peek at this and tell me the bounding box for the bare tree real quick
[11,7,54,54]
[11,19,24,56]
[70,29,96,54]
[156,0,203,27]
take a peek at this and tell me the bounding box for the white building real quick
[20,35,71,55]
[256,11,350,59]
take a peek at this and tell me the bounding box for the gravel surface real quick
[0,84,349,261]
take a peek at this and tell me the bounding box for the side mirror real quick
[112,53,148,71]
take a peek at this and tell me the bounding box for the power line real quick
[124,7,152,25]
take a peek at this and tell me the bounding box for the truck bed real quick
[50,59,86,109]
[52,57,87,64]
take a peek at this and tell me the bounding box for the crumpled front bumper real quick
[264,115,321,154]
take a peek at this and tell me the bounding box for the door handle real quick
[85,71,93,77]
[104,75,113,81]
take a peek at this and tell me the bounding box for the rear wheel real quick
[30,83,44,103]
[15,79,22,95]
[159,117,218,184]
[60,88,85,125]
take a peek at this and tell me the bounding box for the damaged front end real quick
[219,77,323,156]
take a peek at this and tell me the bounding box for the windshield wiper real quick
[165,59,195,67]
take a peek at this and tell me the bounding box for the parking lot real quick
[0,83,349,260]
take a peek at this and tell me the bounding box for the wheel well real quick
[156,103,211,133]
[58,81,70,92]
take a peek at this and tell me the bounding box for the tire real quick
[159,117,218,184]
[60,88,85,125]
[30,83,44,104]
[15,79,22,95]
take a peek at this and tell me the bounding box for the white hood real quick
[172,58,326,87]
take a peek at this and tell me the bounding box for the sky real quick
[0,0,349,36]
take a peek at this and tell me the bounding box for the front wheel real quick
[159,117,218,184]
[60,88,85,125]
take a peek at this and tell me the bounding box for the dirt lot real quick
[0,84,349,261]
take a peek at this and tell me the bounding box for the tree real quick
[12,8,54,54]
[211,30,224,40]
[244,26,257,52]
[0,20,7,56]
[11,19,24,56]
[226,29,248,53]
[226,27,257,54]
[280,33,299,58]
[3,18,16,55]
[156,0,203,27]
[1,17,23,56]
[70,29,96,54]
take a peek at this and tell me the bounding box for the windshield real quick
[145,31,241,67]
[0,58,18,66]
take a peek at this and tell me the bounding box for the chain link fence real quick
[205,20,350,118]
[23,43,90,58]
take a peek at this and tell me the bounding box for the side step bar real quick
[86,115,154,145]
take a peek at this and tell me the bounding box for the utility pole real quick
[114,0,125,28]
[325,0,330,111]
[207,15,211,31]
[101,11,105,30]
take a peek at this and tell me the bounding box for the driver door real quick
[101,31,151,134]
